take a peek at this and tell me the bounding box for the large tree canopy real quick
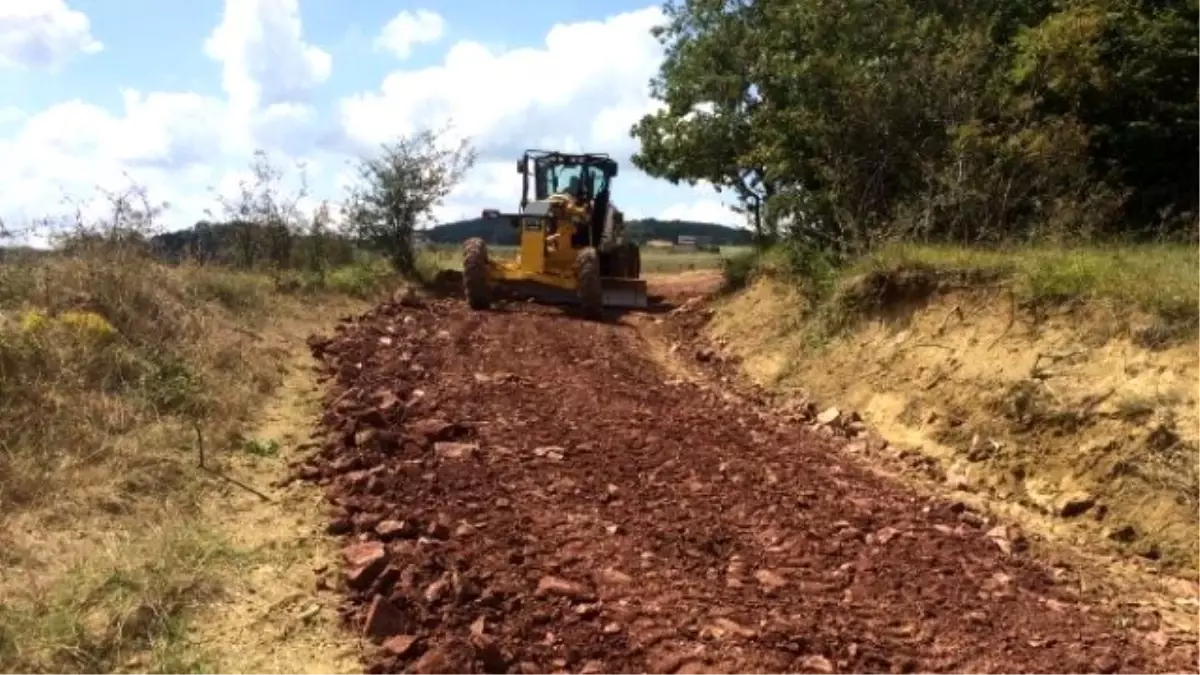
[631,0,1198,250]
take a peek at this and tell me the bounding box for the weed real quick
[0,527,235,673]
[242,437,280,457]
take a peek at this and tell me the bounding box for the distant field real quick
[423,244,752,274]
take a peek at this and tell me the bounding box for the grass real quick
[848,243,1199,322]
[729,242,1199,331]
[0,243,389,673]
[0,527,237,673]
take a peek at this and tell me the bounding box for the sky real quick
[0,0,743,243]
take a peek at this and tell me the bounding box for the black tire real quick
[628,242,642,279]
[576,247,603,319]
[463,237,491,310]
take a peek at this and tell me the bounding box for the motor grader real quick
[461,149,646,319]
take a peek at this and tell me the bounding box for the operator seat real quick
[566,176,584,199]
[572,187,610,250]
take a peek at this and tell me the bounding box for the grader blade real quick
[495,280,579,305]
[601,278,648,309]
[488,278,647,310]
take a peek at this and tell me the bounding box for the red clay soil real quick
[298,292,1198,674]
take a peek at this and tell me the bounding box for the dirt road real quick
[299,289,1197,674]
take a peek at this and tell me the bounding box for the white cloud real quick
[0,0,338,232]
[0,0,102,70]
[341,7,668,219]
[0,3,747,237]
[204,0,331,111]
[375,10,445,60]
[341,7,664,150]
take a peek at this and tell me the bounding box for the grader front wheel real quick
[463,237,491,310]
[576,247,603,320]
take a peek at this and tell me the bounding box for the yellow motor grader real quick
[461,149,646,319]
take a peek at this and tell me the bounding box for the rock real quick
[535,576,595,602]
[595,567,633,586]
[409,418,458,441]
[574,603,600,619]
[815,407,841,426]
[381,634,420,657]
[375,519,416,540]
[362,594,406,640]
[695,347,716,362]
[602,622,622,635]
[580,660,606,674]
[798,655,834,673]
[411,639,469,674]
[1057,492,1096,518]
[470,616,487,636]
[709,617,756,639]
[984,524,1027,554]
[424,576,451,603]
[532,445,565,458]
[327,516,353,535]
[343,541,388,590]
[427,517,451,539]
[754,569,787,591]
[353,428,380,449]
[985,525,1012,555]
[870,526,901,545]
[433,441,478,460]
[1106,524,1139,543]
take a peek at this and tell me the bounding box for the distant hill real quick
[424,217,752,247]
[5,215,751,265]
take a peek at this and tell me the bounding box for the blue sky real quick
[0,0,741,241]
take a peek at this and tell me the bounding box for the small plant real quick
[241,438,280,458]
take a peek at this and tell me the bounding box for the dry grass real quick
[0,245,382,673]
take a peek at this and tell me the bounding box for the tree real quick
[630,0,773,242]
[632,0,1198,251]
[343,128,476,276]
[209,150,309,271]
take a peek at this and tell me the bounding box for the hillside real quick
[423,217,752,246]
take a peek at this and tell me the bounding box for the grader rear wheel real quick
[463,237,491,310]
[576,247,603,320]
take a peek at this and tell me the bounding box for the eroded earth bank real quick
[295,287,1198,674]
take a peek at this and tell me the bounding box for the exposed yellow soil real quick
[709,278,1199,577]
[184,311,366,673]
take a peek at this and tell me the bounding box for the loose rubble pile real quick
[295,289,1194,674]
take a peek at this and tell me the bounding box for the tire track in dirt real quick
[297,292,1196,674]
